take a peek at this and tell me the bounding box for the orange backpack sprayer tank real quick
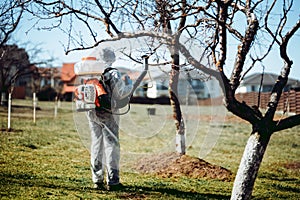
[74,55,149,113]
[74,57,107,111]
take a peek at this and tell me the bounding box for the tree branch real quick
[274,114,300,133]
[0,1,24,46]
[265,19,300,121]
[230,11,259,92]
[65,31,172,55]
[94,0,121,37]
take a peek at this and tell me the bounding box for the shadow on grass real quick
[0,172,230,199]
[0,128,23,132]
[121,185,230,199]
[263,179,300,194]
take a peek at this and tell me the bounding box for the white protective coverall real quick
[86,68,132,186]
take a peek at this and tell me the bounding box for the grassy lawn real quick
[0,99,299,199]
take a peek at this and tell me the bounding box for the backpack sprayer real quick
[74,55,149,114]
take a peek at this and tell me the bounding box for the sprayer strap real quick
[103,67,116,74]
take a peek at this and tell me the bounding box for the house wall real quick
[12,87,26,99]
[141,78,219,100]
[146,81,158,98]
[146,81,169,99]
[204,78,222,98]
[236,85,259,93]
[237,84,294,93]
[236,86,245,93]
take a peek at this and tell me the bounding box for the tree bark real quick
[231,132,271,200]
[169,53,185,155]
[175,118,185,154]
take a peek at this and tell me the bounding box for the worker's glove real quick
[74,85,84,100]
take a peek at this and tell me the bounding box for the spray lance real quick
[74,55,149,114]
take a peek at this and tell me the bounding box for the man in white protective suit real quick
[86,48,133,191]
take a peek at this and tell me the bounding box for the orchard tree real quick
[0,0,39,104]
[0,45,31,105]
[176,1,300,199]
[0,0,55,104]
[27,0,300,199]
[0,42,55,105]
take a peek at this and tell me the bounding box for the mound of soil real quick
[284,161,300,170]
[134,152,234,181]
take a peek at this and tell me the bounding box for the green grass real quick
[0,100,299,199]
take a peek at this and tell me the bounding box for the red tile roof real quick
[61,63,76,82]
[38,67,61,79]
[63,85,75,93]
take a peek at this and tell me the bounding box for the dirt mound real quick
[284,161,300,170]
[134,152,234,181]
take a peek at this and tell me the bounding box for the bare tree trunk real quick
[231,132,271,200]
[169,53,185,155]
[175,118,185,154]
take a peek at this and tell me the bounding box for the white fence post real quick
[54,96,58,118]
[33,92,37,124]
[7,93,11,130]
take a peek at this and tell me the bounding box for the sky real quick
[10,3,300,81]
[12,21,90,66]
